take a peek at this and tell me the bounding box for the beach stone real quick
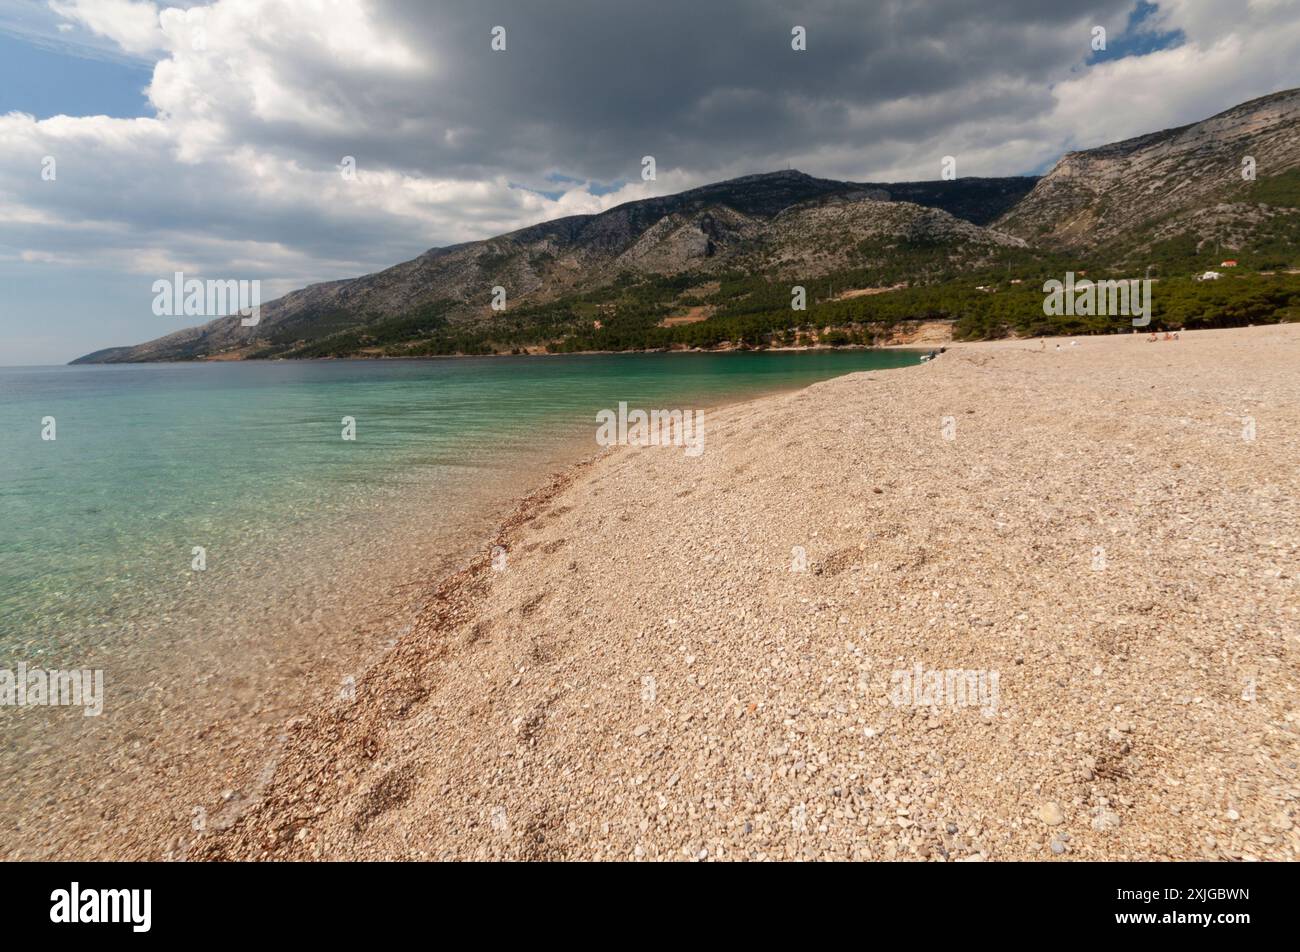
[1092,810,1122,833]
[1037,802,1065,826]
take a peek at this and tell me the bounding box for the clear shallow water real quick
[1,350,919,652]
[0,349,922,856]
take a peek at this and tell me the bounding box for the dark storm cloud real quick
[214,0,1136,184]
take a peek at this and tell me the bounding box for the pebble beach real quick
[193,324,1299,861]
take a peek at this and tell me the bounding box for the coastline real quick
[4,351,920,860]
[0,428,596,860]
[177,325,1297,860]
[69,318,955,365]
[71,341,937,365]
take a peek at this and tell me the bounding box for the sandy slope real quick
[198,325,1299,861]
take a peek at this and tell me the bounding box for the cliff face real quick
[995,88,1300,250]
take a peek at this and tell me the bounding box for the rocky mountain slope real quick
[996,87,1300,254]
[72,172,1032,363]
[72,87,1300,363]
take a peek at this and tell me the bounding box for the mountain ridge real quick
[72,171,1034,362]
[995,87,1300,251]
[72,87,1300,362]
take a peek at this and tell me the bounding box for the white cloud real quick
[1,0,1295,342]
[1044,1,1300,153]
[48,0,165,54]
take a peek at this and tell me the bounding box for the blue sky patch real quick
[1089,1,1185,64]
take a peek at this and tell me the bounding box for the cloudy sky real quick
[0,0,1297,363]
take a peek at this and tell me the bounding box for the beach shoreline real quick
[188,322,1298,861]
[50,324,1300,861]
[4,351,921,860]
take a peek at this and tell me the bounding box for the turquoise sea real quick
[1,350,920,652]
[0,349,922,855]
